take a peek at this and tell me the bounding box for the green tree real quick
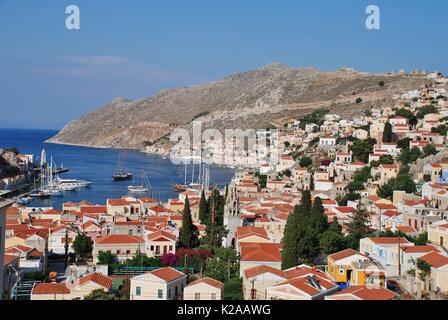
[398,146,423,165]
[179,197,199,248]
[383,121,394,143]
[416,259,432,283]
[353,166,372,183]
[198,190,209,225]
[350,138,376,163]
[377,171,416,199]
[416,105,437,119]
[347,181,364,192]
[72,234,93,262]
[281,212,299,269]
[97,251,117,265]
[347,210,371,250]
[394,108,414,120]
[423,144,438,157]
[204,247,239,283]
[83,289,116,300]
[310,197,327,235]
[299,157,313,168]
[223,277,244,300]
[320,219,347,254]
[397,138,412,150]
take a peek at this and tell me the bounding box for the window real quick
[126,250,131,255]
[339,268,345,275]
[157,289,163,299]
[168,289,171,298]
[136,286,141,296]
[195,293,201,300]
[150,245,154,251]
[211,293,216,300]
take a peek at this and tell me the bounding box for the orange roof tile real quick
[151,267,185,282]
[419,252,448,268]
[95,234,144,245]
[186,277,224,289]
[240,243,283,262]
[32,283,70,295]
[330,285,398,300]
[79,272,112,289]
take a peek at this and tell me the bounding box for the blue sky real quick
[1,0,447,129]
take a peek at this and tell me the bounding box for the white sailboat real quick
[128,170,152,193]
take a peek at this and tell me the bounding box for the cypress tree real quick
[281,207,299,270]
[300,190,312,214]
[320,217,347,254]
[347,209,371,250]
[179,197,199,248]
[310,197,328,235]
[383,121,394,143]
[199,190,208,224]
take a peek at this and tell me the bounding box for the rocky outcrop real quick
[0,148,20,178]
[47,64,430,150]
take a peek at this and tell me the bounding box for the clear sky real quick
[1,0,447,129]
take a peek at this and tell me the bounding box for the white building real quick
[130,267,187,300]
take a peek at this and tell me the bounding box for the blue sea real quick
[0,128,235,209]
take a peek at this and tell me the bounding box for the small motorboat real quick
[16,196,33,205]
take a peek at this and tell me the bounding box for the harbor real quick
[0,128,235,209]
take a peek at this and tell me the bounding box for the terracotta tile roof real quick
[244,265,287,279]
[32,283,70,295]
[334,207,356,214]
[42,209,61,215]
[186,277,224,289]
[151,267,185,282]
[139,197,158,203]
[147,230,177,241]
[79,272,112,289]
[81,220,101,230]
[3,254,19,266]
[419,252,448,269]
[107,199,132,206]
[328,249,366,262]
[80,206,107,214]
[383,211,400,217]
[95,234,144,245]
[374,203,397,210]
[284,265,328,279]
[236,226,269,240]
[240,243,283,262]
[330,285,398,300]
[400,245,439,254]
[395,225,417,233]
[379,164,399,169]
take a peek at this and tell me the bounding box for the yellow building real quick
[327,249,386,287]
[428,221,448,250]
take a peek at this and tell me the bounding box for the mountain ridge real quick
[47,64,430,150]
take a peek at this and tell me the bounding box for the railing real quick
[111,266,194,276]
[10,280,42,300]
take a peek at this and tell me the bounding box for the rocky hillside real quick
[47,64,430,150]
[0,148,20,178]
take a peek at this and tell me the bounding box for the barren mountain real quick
[47,64,429,150]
